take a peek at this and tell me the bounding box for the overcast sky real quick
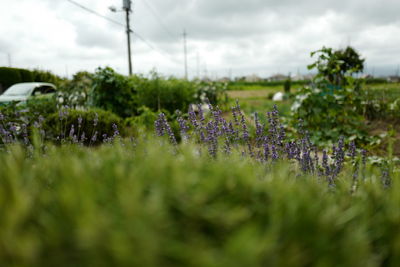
[1,0,400,79]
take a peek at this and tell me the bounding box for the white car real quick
[0,82,57,105]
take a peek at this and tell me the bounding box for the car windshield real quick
[3,84,34,96]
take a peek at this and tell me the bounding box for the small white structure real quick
[272,92,284,101]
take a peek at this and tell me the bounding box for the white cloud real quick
[0,0,399,78]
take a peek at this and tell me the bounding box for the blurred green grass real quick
[0,141,400,266]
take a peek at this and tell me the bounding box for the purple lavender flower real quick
[347,141,357,159]
[254,112,264,147]
[197,104,205,124]
[322,149,330,177]
[112,123,120,137]
[93,113,99,127]
[78,116,83,128]
[155,113,177,146]
[155,114,165,136]
[69,125,75,139]
[188,105,199,128]
[271,144,278,161]
[91,131,98,143]
[80,132,86,144]
[206,121,218,158]
[177,116,190,141]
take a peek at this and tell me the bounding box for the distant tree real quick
[307,46,365,86]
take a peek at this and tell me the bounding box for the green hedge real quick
[0,67,62,93]
[0,67,22,92]
[43,108,123,145]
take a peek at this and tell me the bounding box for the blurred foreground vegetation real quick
[0,140,400,267]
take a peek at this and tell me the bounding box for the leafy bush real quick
[124,106,159,131]
[308,46,364,86]
[291,83,366,142]
[0,67,22,92]
[0,67,62,93]
[0,99,55,146]
[58,71,94,108]
[134,72,196,114]
[284,77,291,94]
[32,69,63,86]
[291,46,369,143]
[194,80,228,105]
[19,69,34,83]
[43,108,123,145]
[89,67,137,118]
[25,97,58,117]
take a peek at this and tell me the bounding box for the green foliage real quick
[43,108,122,145]
[359,88,400,120]
[228,80,310,91]
[291,46,370,143]
[89,67,137,118]
[32,69,63,86]
[58,71,94,108]
[0,67,62,93]
[195,80,228,105]
[284,77,291,94]
[0,97,57,126]
[25,97,58,117]
[308,46,365,86]
[291,84,367,142]
[0,141,400,266]
[19,69,34,83]
[0,67,22,92]
[133,72,196,114]
[124,106,159,131]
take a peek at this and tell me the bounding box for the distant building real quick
[268,74,288,82]
[291,74,315,81]
[361,74,374,79]
[387,76,400,83]
[245,74,262,83]
[200,77,213,83]
[217,77,231,83]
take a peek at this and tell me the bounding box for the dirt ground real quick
[366,119,400,156]
[227,89,275,99]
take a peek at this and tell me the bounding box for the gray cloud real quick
[0,0,399,78]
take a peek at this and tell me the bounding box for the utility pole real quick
[123,0,133,75]
[183,29,188,79]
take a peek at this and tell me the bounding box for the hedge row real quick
[0,67,62,93]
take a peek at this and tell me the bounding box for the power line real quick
[66,0,125,28]
[65,0,180,66]
[141,0,176,40]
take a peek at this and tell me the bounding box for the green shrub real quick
[284,77,291,94]
[195,80,228,105]
[19,69,34,82]
[134,72,196,114]
[0,67,62,93]
[58,71,94,108]
[291,83,367,143]
[124,106,159,131]
[43,108,123,145]
[32,69,63,86]
[89,67,137,118]
[25,97,58,117]
[0,67,22,92]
